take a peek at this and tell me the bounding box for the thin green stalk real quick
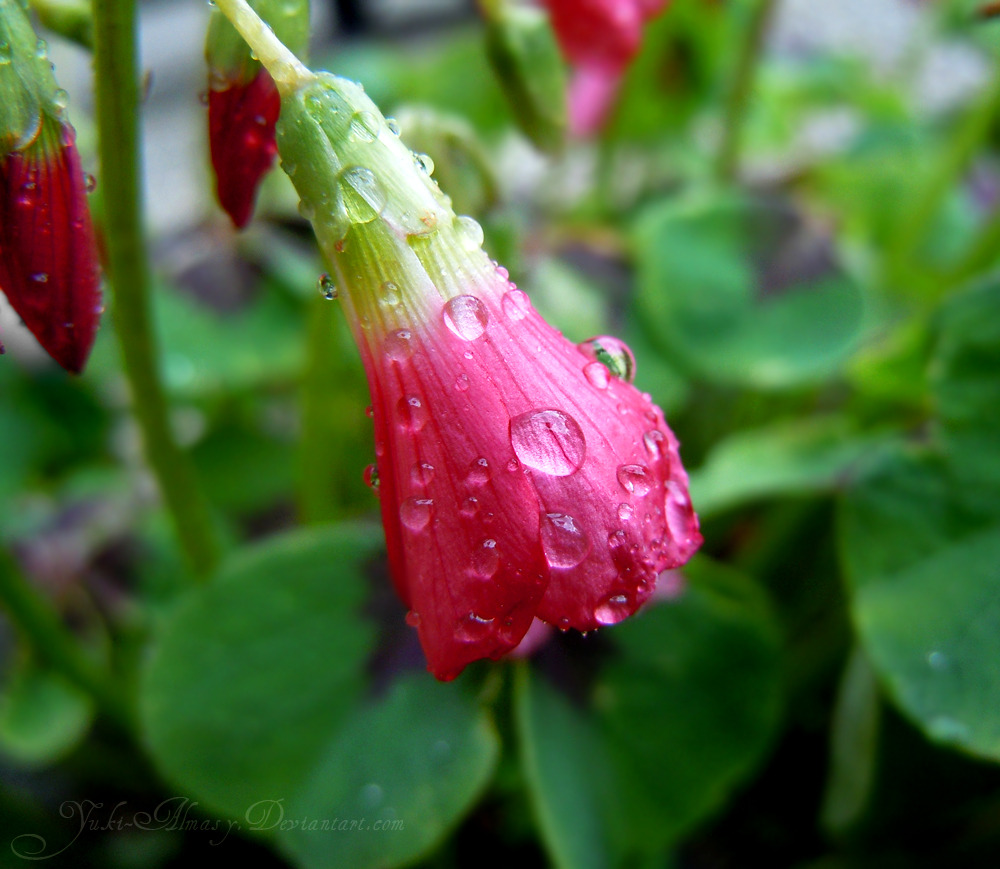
[298,296,340,524]
[714,0,777,184]
[888,73,1000,284]
[92,0,219,579]
[0,550,132,733]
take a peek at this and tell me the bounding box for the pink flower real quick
[208,68,281,229]
[276,73,701,680]
[543,0,670,135]
[356,264,701,681]
[0,121,101,373]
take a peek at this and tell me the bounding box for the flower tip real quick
[208,67,281,229]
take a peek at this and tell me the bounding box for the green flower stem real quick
[0,549,133,733]
[714,0,777,184]
[888,73,1000,287]
[298,296,341,524]
[212,0,313,93]
[93,0,219,580]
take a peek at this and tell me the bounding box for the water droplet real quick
[298,198,315,220]
[35,38,47,59]
[594,593,630,626]
[456,612,494,642]
[927,651,949,671]
[617,464,652,496]
[456,215,484,250]
[577,336,637,383]
[363,464,380,492]
[471,539,500,578]
[31,272,49,283]
[365,405,374,419]
[52,89,69,110]
[583,361,610,389]
[413,152,434,175]
[339,165,386,223]
[618,503,634,521]
[83,173,97,194]
[643,429,666,458]
[380,281,399,306]
[350,110,380,142]
[360,783,383,809]
[665,481,695,544]
[0,42,11,64]
[385,329,413,361]
[405,610,421,627]
[400,497,433,531]
[464,350,474,360]
[318,273,337,300]
[386,117,401,136]
[502,289,531,321]
[540,513,590,568]
[397,396,427,431]
[443,295,488,341]
[460,497,480,517]
[466,458,490,486]
[510,409,586,477]
[454,373,470,392]
[411,462,435,485]
[928,716,970,744]
[495,264,510,280]
[375,439,386,456]
[507,459,519,472]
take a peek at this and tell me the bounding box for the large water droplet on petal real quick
[502,289,531,321]
[385,329,413,361]
[456,612,495,642]
[577,336,637,383]
[466,457,490,486]
[400,497,433,531]
[540,512,590,568]
[443,295,488,341]
[471,538,500,578]
[397,396,428,431]
[594,593,630,626]
[617,464,652,496]
[643,429,666,458]
[510,409,586,477]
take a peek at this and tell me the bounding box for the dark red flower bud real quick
[0,119,101,374]
[208,67,281,229]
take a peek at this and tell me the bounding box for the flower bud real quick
[205,0,308,227]
[275,71,701,679]
[0,0,101,373]
[542,0,670,135]
[481,0,567,154]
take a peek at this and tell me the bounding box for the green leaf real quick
[688,416,899,518]
[595,558,783,856]
[840,448,1000,761]
[634,192,865,388]
[278,673,500,869]
[141,524,382,818]
[931,278,1000,489]
[0,666,93,766]
[515,665,613,869]
[154,282,304,397]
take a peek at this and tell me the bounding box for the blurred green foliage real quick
[2,0,1000,867]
